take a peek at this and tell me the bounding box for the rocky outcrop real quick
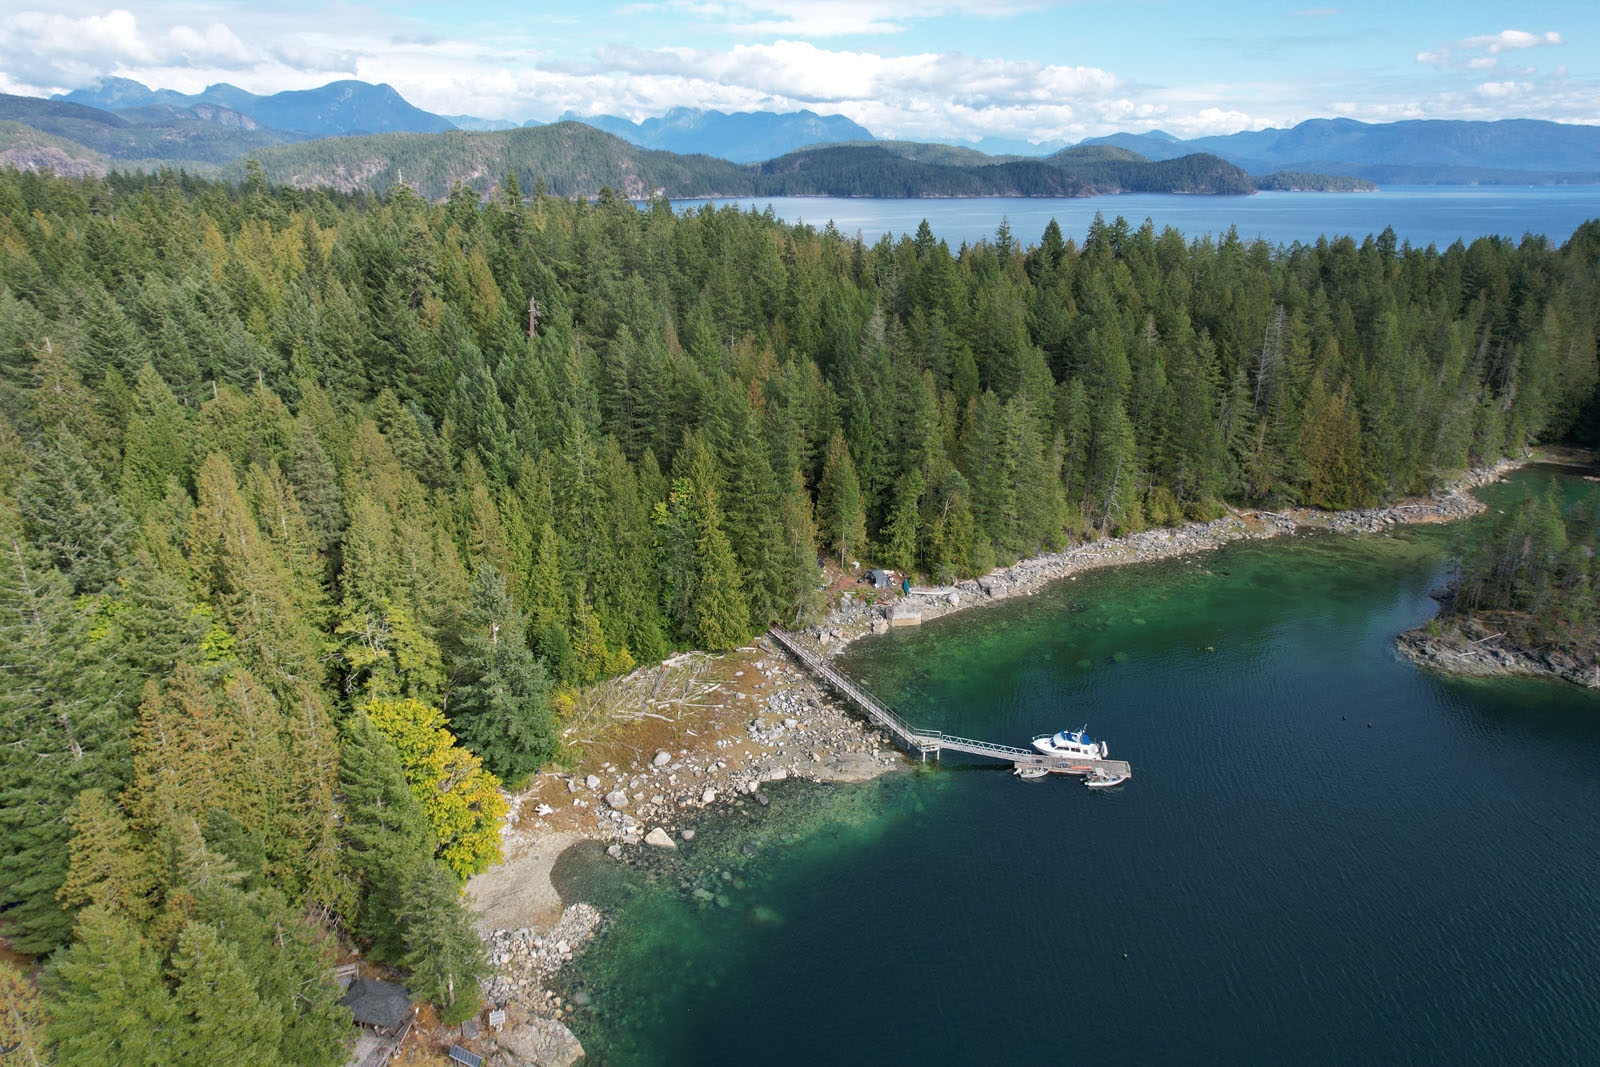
[1397,615,1599,688]
[489,1007,585,1067]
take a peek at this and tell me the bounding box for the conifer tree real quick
[396,854,487,1025]
[337,711,438,958]
[777,467,825,625]
[0,957,44,1067]
[690,495,750,651]
[172,832,349,1067]
[879,468,924,572]
[46,905,177,1067]
[1299,374,1369,509]
[0,510,129,953]
[287,418,346,556]
[168,920,286,1066]
[818,429,869,566]
[58,787,159,925]
[1087,402,1141,535]
[449,564,558,785]
[17,429,131,595]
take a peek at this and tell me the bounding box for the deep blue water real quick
[672,186,1600,251]
[560,468,1600,1065]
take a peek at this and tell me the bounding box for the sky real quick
[1,1,1597,144]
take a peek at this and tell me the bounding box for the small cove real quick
[554,466,1600,1065]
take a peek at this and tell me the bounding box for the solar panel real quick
[447,1045,483,1067]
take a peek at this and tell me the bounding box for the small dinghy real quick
[1013,764,1048,780]
[1084,769,1127,789]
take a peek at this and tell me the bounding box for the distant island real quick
[210,125,1375,201]
[1254,171,1377,192]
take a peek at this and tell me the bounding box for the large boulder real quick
[644,827,677,849]
[494,1015,585,1067]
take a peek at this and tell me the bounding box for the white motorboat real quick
[1013,764,1048,780]
[1031,725,1107,760]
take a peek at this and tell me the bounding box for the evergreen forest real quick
[1440,482,1600,658]
[0,164,1598,1063]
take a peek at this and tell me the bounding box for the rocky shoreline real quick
[462,645,905,1064]
[802,458,1522,659]
[456,456,1526,1065]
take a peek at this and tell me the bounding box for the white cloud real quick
[624,1,1049,38]
[1475,80,1532,100]
[525,38,1122,140]
[0,7,333,94]
[1,5,1595,147]
[1418,28,1563,69]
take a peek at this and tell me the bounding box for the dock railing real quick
[767,626,1132,779]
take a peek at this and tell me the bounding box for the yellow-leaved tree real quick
[364,697,507,879]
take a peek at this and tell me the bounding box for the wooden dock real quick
[767,628,1132,780]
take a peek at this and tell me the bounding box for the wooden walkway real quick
[767,628,1132,780]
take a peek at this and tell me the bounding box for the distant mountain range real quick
[1083,118,1600,185]
[563,107,874,163]
[58,77,454,138]
[0,76,1596,191]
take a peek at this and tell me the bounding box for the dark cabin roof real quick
[340,978,413,1029]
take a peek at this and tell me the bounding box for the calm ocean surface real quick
[673,185,1600,251]
[557,468,1600,1065]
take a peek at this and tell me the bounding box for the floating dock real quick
[767,627,1133,780]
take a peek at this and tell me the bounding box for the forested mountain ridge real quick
[214,124,1295,199]
[0,91,309,166]
[0,165,1596,1060]
[220,122,751,198]
[0,120,107,179]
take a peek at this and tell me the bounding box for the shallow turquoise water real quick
[560,469,1600,1065]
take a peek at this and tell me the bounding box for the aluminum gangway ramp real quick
[766,627,1131,779]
